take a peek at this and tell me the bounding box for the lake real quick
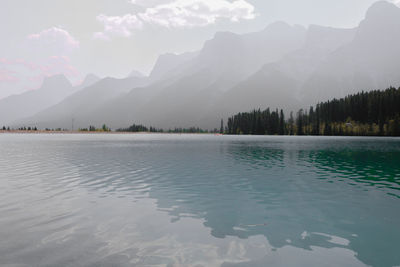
[0,134,399,267]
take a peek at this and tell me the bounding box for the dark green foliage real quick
[102,124,111,132]
[279,110,285,135]
[117,124,149,132]
[288,112,294,135]
[117,123,210,133]
[296,109,304,135]
[227,87,400,136]
[167,127,209,133]
[227,108,286,135]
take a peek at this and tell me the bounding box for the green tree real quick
[296,109,304,135]
[279,110,285,135]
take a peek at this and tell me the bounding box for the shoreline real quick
[0,130,217,135]
[1,130,399,138]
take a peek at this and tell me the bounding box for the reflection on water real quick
[0,134,399,267]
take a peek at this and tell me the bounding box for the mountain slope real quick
[203,24,357,124]
[89,22,308,129]
[22,22,306,129]
[0,75,74,125]
[78,74,101,90]
[209,1,400,124]
[17,1,400,130]
[19,76,148,129]
[300,1,400,104]
[148,51,198,82]
[0,74,101,126]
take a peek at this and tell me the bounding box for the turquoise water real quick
[0,134,399,267]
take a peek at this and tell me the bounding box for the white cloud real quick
[95,0,256,39]
[391,0,400,6]
[94,14,143,39]
[0,56,81,97]
[0,28,81,97]
[139,0,256,28]
[27,27,79,55]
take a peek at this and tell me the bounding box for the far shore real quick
[0,130,218,135]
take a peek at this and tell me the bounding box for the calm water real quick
[0,134,400,267]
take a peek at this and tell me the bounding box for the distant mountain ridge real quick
[0,74,101,125]
[6,1,400,130]
[0,75,73,125]
[80,74,101,88]
[300,1,400,104]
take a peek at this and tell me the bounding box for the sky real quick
[0,0,398,99]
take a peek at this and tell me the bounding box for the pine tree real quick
[296,109,304,135]
[279,110,285,135]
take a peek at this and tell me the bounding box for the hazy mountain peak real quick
[149,53,181,79]
[365,1,400,20]
[213,31,240,39]
[0,74,75,125]
[304,24,355,50]
[149,52,198,81]
[83,73,100,81]
[41,74,72,89]
[263,21,290,31]
[199,31,242,55]
[261,21,306,37]
[128,69,145,78]
[80,74,100,88]
[201,31,242,55]
[14,0,400,130]
[355,0,400,45]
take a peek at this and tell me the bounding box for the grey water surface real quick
[0,134,399,267]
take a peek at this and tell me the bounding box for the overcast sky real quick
[0,0,398,98]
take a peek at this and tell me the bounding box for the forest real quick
[226,87,400,136]
[116,124,215,134]
[3,87,400,136]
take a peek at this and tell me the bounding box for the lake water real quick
[0,134,399,267]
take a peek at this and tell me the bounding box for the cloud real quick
[0,28,82,98]
[27,27,79,55]
[94,14,144,39]
[0,56,81,97]
[95,0,256,39]
[140,0,256,27]
[391,0,400,6]
[0,68,19,83]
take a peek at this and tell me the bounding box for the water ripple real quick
[0,134,399,267]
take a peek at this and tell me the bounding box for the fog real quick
[1,1,400,130]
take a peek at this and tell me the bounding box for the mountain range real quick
[2,1,400,130]
[0,74,100,125]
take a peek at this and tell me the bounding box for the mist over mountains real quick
[0,74,100,125]
[3,1,400,130]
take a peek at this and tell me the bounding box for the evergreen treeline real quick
[116,124,213,133]
[227,108,286,135]
[167,127,211,134]
[1,126,38,131]
[116,124,153,132]
[227,87,400,136]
